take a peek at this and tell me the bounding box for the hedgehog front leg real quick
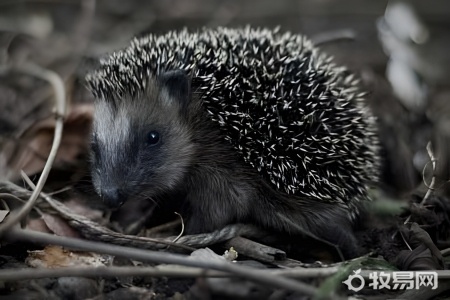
[183,169,253,234]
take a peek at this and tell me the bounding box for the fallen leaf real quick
[26,218,52,233]
[27,245,110,268]
[41,213,81,238]
[0,210,10,222]
[2,103,93,180]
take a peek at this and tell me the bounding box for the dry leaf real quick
[0,210,10,222]
[26,217,52,233]
[2,103,93,180]
[27,245,109,268]
[41,213,81,238]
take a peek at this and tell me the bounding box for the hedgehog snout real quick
[100,187,126,209]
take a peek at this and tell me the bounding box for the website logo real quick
[342,269,438,292]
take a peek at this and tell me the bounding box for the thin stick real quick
[404,142,436,225]
[1,264,449,283]
[0,264,342,282]
[419,142,437,206]
[0,266,225,281]
[441,248,450,257]
[172,212,184,243]
[225,236,286,263]
[0,64,66,236]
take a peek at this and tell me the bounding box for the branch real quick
[0,264,344,282]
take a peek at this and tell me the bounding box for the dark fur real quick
[91,71,359,257]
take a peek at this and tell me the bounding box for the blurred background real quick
[0,0,450,201]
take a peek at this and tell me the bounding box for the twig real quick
[0,64,66,237]
[0,193,25,205]
[419,142,437,206]
[0,266,225,281]
[404,142,436,225]
[0,193,43,215]
[0,264,343,282]
[1,264,449,283]
[172,212,184,243]
[4,227,320,297]
[441,248,450,257]
[225,236,286,263]
[46,186,73,196]
[272,267,340,278]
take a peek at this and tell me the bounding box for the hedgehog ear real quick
[159,70,191,111]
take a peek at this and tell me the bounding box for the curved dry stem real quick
[404,142,436,225]
[171,212,185,243]
[419,142,437,206]
[0,64,66,237]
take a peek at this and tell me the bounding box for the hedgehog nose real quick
[101,188,125,209]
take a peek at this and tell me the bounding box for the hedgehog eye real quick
[146,131,160,145]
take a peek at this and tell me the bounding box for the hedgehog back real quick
[86,27,379,205]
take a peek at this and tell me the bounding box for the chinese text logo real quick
[342,269,438,292]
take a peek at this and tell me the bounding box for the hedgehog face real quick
[90,70,194,208]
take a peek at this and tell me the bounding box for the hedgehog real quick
[85,27,379,257]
